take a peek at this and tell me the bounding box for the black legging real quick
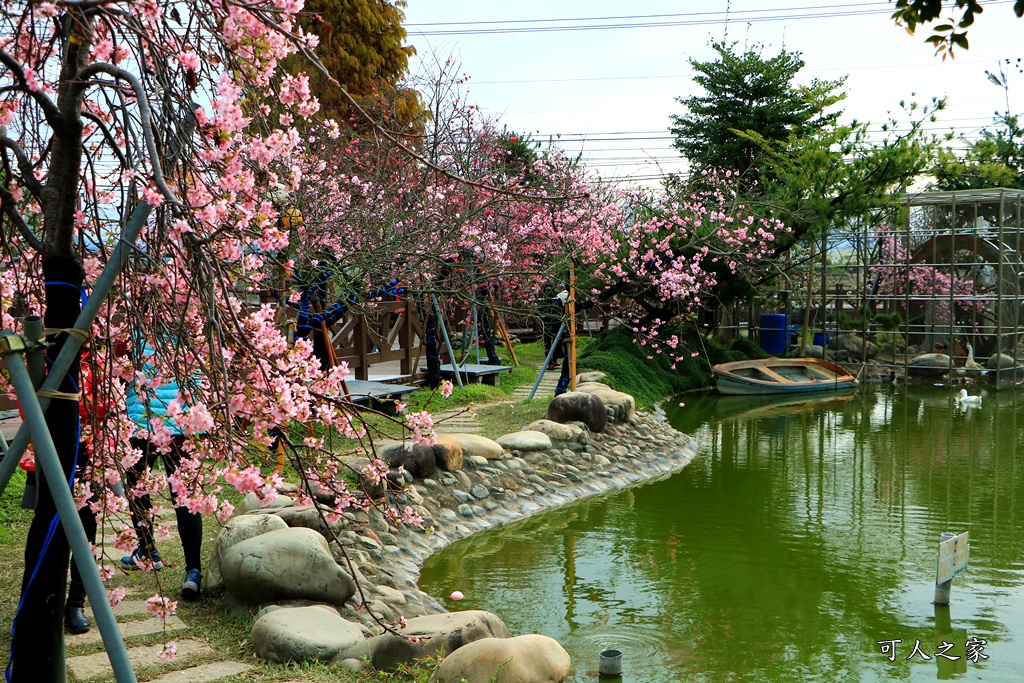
[125,436,203,572]
[67,456,97,609]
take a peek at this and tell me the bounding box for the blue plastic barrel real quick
[759,314,790,355]
[813,332,830,347]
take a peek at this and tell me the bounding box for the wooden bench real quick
[431,363,513,386]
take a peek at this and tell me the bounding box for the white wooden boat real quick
[713,357,858,396]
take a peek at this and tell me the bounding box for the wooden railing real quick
[330,300,425,380]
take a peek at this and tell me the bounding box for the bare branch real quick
[0,132,45,200]
[72,62,181,207]
[80,110,130,170]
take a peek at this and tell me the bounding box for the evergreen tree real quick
[669,41,845,187]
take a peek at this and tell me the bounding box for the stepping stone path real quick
[66,520,254,683]
[433,371,559,435]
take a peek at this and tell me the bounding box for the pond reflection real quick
[419,387,1024,682]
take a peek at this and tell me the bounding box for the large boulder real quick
[431,634,571,683]
[987,353,1019,369]
[589,389,635,423]
[207,513,289,595]
[448,434,505,460]
[433,435,464,471]
[574,381,612,393]
[272,505,332,534]
[220,527,356,606]
[251,605,365,663]
[496,430,552,452]
[829,334,878,360]
[340,610,510,670]
[575,371,606,384]
[377,442,437,480]
[547,392,606,433]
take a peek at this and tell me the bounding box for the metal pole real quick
[569,264,577,392]
[471,303,480,365]
[528,323,566,400]
[934,531,957,605]
[0,333,137,683]
[431,295,463,389]
[0,107,196,497]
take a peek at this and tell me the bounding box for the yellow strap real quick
[42,328,92,344]
[36,389,81,401]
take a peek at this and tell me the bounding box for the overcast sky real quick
[401,1,1023,186]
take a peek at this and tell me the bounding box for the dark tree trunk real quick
[11,256,84,682]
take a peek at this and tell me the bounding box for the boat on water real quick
[712,357,858,396]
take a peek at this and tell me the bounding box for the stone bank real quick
[210,378,698,681]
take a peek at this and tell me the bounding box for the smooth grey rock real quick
[448,433,505,460]
[522,419,577,442]
[576,371,607,384]
[452,489,473,503]
[251,604,364,663]
[339,610,510,671]
[471,485,489,500]
[496,430,553,452]
[548,392,607,433]
[208,513,289,595]
[432,633,571,683]
[220,527,356,606]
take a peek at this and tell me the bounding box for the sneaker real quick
[181,569,202,601]
[121,547,163,571]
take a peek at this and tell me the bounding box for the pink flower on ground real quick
[156,641,177,662]
[450,590,464,601]
[107,587,127,607]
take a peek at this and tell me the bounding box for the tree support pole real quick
[431,295,463,389]
[569,264,577,392]
[0,107,196,493]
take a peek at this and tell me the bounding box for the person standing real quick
[119,340,203,601]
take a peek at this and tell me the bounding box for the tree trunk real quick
[11,256,84,683]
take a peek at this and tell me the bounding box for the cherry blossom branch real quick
[0,185,43,252]
[0,48,62,126]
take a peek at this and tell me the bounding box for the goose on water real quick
[956,388,983,406]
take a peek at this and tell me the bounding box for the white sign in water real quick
[936,532,970,584]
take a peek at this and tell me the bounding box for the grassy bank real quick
[576,326,766,410]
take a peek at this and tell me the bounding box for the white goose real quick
[956,388,983,406]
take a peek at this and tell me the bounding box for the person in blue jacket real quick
[119,340,203,601]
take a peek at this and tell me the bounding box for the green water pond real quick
[418,386,1024,682]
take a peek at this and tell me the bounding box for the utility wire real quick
[406,1,1012,36]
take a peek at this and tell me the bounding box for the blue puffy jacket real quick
[124,344,188,436]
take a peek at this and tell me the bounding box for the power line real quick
[405,1,1012,36]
